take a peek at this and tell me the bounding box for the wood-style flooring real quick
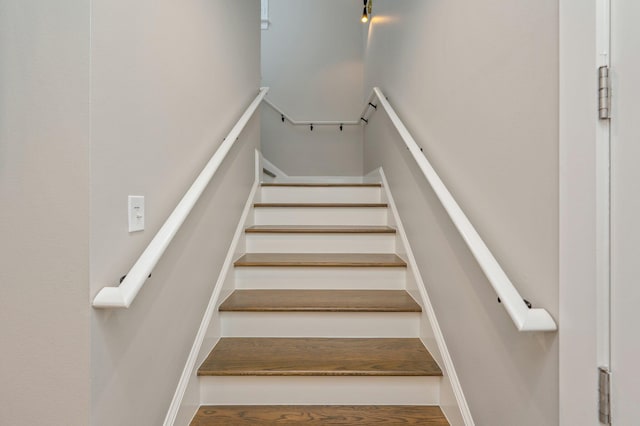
[197,338,442,377]
[190,405,449,425]
[261,183,382,187]
[219,290,421,312]
[245,225,396,234]
[254,203,388,208]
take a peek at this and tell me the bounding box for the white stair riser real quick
[261,187,381,204]
[266,177,372,183]
[254,207,387,226]
[269,177,371,184]
[245,233,396,253]
[234,267,406,290]
[220,312,420,338]
[200,376,440,405]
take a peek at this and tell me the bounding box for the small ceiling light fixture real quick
[361,0,372,23]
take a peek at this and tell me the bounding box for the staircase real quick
[189,182,450,425]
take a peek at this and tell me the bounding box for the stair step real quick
[255,203,388,208]
[261,185,382,204]
[261,183,382,187]
[234,253,407,268]
[219,291,421,338]
[198,338,441,376]
[219,290,421,312]
[245,227,396,254]
[245,225,396,234]
[235,267,405,290]
[199,376,440,405]
[254,205,388,226]
[190,405,449,425]
[220,311,420,338]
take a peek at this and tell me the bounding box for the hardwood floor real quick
[190,405,449,425]
[198,338,442,377]
[254,203,388,208]
[261,183,382,187]
[245,225,397,234]
[219,290,421,312]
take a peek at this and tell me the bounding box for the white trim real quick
[378,167,474,426]
[92,88,269,309]
[162,152,261,426]
[595,0,611,372]
[371,87,556,332]
[261,156,288,179]
[559,0,604,423]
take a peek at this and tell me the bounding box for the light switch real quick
[128,196,145,232]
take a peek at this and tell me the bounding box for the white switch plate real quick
[128,196,145,232]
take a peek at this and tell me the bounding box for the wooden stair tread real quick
[190,405,449,425]
[219,290,422,312]
[245,225,396,234]
[198,338,442,376]
[261,182,382,187]
[233,253,407,267]
[254,203,388,208]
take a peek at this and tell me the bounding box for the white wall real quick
[363,1,559,425]
[261,0,365,176]
[89,1,261,425]
[0,1,91,425]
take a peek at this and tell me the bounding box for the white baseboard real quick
[378,167,474,426]
[163,153,262,426]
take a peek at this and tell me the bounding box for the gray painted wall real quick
[0,1,260,425]
[363,1,559,425]
[0,1,91,425]
[261,0,365,176]
[89,1,261,425]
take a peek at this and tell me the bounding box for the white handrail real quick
[263,98,361,126]
[92,87,269,308]
[369,87,557,332]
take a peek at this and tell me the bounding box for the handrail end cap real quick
[517,308,557,332]
[92,287,130,309]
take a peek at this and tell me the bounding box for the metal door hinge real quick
[599,66,611,120]
[599,366,611,424]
